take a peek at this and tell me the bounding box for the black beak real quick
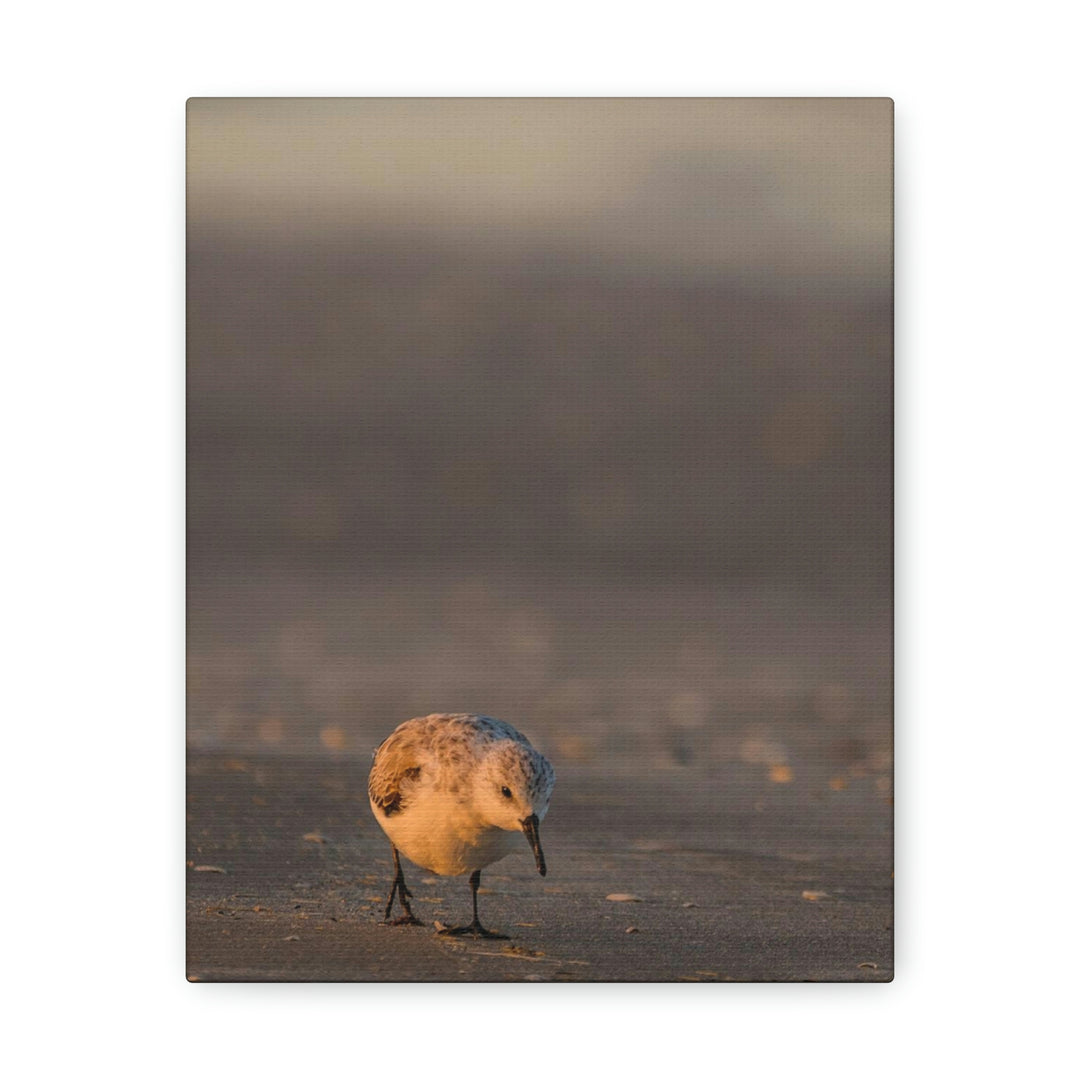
[521,814,547,876]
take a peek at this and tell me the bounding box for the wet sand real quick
[187,751,892,982]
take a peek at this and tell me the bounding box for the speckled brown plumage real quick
[367,712,556,935]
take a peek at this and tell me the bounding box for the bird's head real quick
[474,741,555,875]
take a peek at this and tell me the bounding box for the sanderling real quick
[368,713,556,938]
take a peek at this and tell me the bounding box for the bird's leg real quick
[383,845,423,926]
[437,869,508,939]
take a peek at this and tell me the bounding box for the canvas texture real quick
[186,98,893,982]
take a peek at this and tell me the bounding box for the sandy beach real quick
[187,750,892,982]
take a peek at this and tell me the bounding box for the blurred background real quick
[187,98,892,777]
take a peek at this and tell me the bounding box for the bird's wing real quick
[368,731,423,817]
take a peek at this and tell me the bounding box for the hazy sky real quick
[188,98,892,286]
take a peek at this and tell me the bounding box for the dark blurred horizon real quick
[187,99,892,774]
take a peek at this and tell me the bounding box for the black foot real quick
[386,914,424,927]
[382,846,423,924]
[437,921,508,940]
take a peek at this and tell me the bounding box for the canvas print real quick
[186,98,893,982]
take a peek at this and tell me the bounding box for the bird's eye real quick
[501,786,513,799]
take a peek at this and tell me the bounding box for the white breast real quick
[373,789,519,876]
